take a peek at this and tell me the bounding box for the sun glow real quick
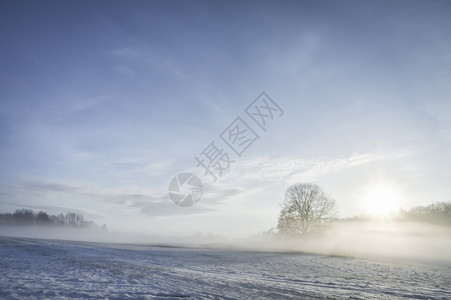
[363,185,401,218]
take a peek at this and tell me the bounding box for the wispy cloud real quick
[221,152,382,185]
[0,178,210,218]
[0,152,391,221]
[107,46,187,79]
[111,158,175,177]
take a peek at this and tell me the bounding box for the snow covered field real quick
[1,236,450,299]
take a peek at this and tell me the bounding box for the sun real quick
[363,185,401,218]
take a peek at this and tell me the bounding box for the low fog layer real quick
[250,221,451,262]
[2,221,450,264]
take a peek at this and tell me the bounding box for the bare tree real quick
[36,211,51,225]
[277,183,336,237]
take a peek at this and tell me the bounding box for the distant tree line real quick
[0,209,106,230]
[396,202,451,224]
[342,202,451,225]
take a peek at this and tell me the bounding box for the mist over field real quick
[2,220,450,264]
[264,222,451,261]
[195,221,451,263]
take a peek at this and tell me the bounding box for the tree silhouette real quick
[36,211,51,225]
[277,183,336,237]
[12,209,35,225]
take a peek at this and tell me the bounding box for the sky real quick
[1,0,451,237]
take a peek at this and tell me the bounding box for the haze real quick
[1,1,451,241]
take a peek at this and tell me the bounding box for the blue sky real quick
[1,0,451,236]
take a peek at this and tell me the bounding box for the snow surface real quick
[0,236,450,299]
